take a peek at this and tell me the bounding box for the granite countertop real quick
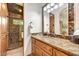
[31,35,79,56]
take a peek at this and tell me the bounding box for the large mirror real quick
[59,4,68,35]
[43,3,68,35]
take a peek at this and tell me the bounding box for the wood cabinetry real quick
[53,49,68,56]
[36,40,52,55]
[35,45,43,56]
[32,38,52,56]
[32,37,68,56]
[32,38,36,56]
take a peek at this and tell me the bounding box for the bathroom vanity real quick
[31,35,79,56]
[31,3,79,56]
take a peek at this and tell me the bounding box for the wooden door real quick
[0,3,8,56]
[1,34,7,56]
[50,15,54,33]
[0,17,1,55]
[1,17,8,56]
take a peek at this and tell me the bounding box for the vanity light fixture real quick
[47,9,51,13]
[53,5,58,9]
[47,4,50,9]
[51,8,54,11]
[50,3,54,6]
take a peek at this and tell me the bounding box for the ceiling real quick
[38,3,46,7]
[16,3,45,7]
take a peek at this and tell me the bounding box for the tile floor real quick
[6,47,24,56]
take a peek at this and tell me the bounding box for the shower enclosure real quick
[7,3,23,50]
[8,19,24,50]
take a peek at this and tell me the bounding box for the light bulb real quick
[51,3,54,6]
[47,4,50,9]
[54,5,58,9]
[47,9,51,13]
[51,8,54,11]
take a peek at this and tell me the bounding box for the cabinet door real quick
[53,49,68,56]
[42,51,50,56]
[36,40,53,55]
[32,46,36,56]
[32,38,36,56]
[35,45,43,56]
[42,43,52,55]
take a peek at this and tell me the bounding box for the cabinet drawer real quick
[53,49,68,56]
[36,40,52,55]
